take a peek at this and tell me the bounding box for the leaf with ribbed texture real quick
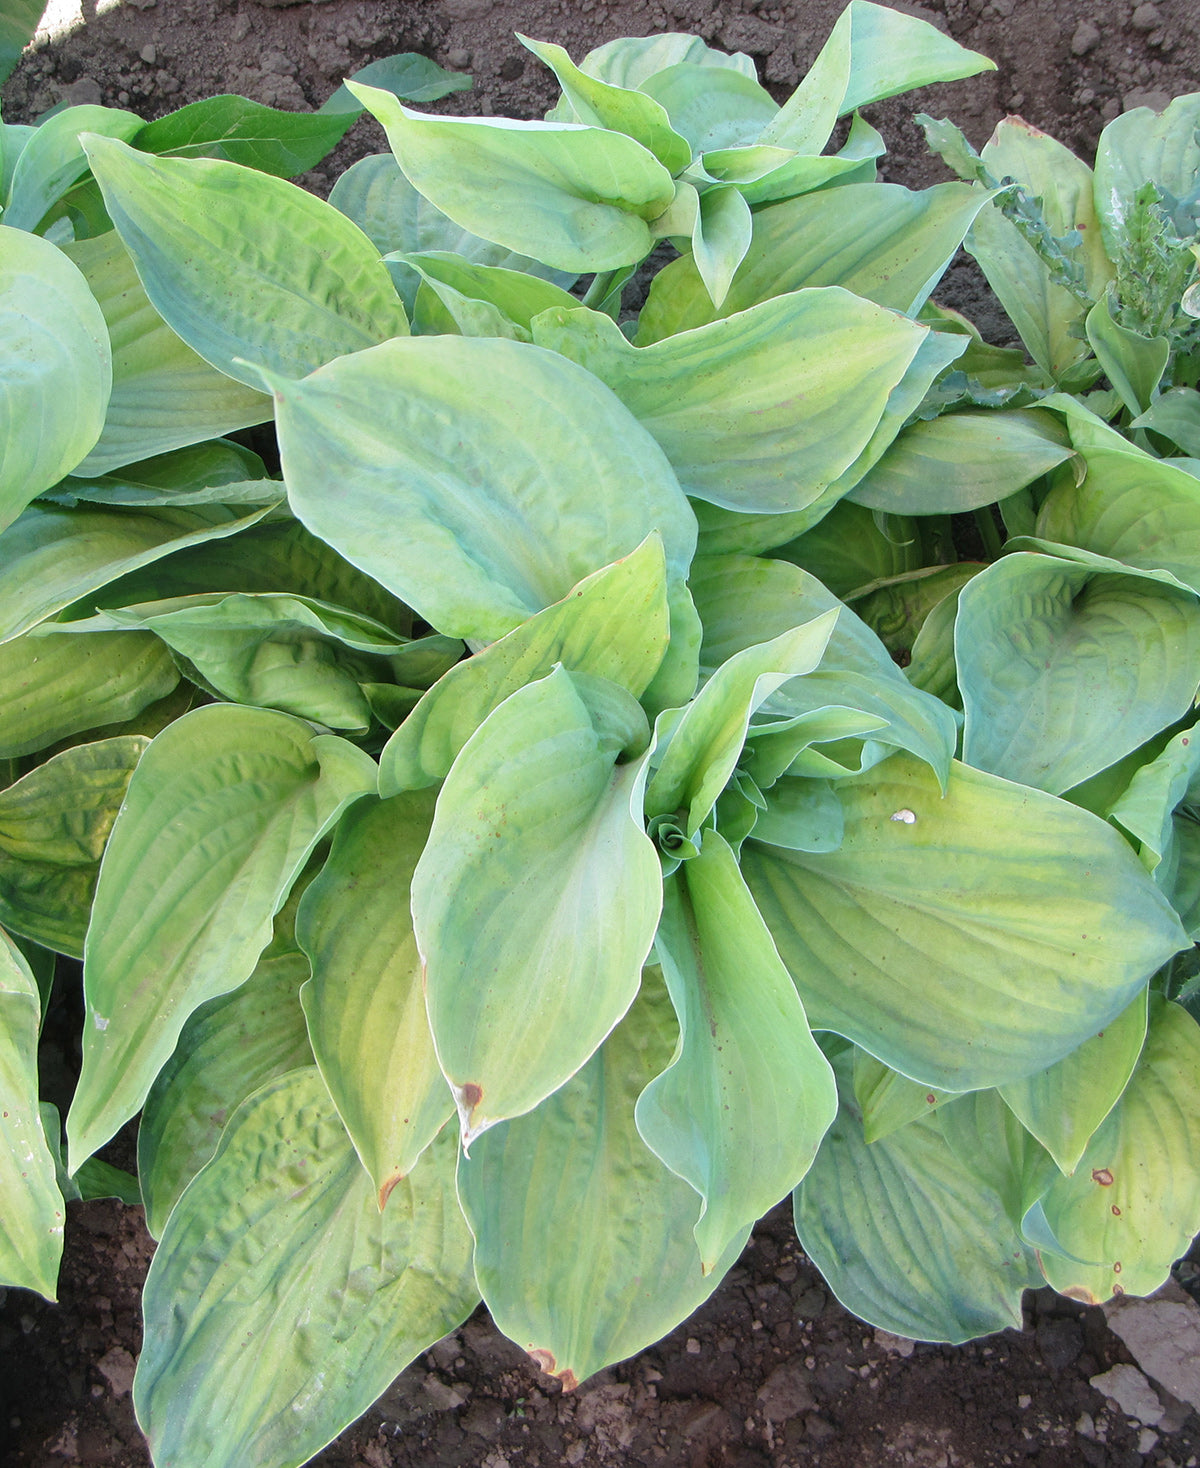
[0,929,64,1298]
[0,735,145,864]
[794,1054,1041,1342]
[636,182,993,342]
[573,33,758,89]
[638,63,777,153]
[0,226,111,534]
[83,136,409,390]
[999,990,1147,1176]
[135,1069,478,1468]
[298,791,453,1205]
[67,705,377,1169]
[1035,997,1200,1303]
[271,335,697,657]
[637,832,836,1269]
[957,551,1200,795]
[398,251,580,339]
[348,82,675,274]
[412,667,660,1147]
[3,105,141,231]
[742,753,1186,1092]
[0,629,178,760]
[852,1048,957,1144]
[63,230,272,474]
[459,974,747,1388]
[137,947,312,1238]
[533,291,926,514]
[379,536,669,795]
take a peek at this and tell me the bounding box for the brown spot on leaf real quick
[527,1349,580,1392]
[462,1082,483,1110]
[926,1094,937,1105]
[1113,1283,1125,1296]
[1111,1204,1121,1216]
[1061,1285,1101,1305]
[378,1172,403,1211]
[1092,1168,1114,1186]
[1114,1261,1122,1273]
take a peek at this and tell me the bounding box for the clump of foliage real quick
[2,5,1200,1465]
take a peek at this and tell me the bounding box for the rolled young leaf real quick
[67,704,377,1169]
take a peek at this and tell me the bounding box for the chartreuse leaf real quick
[852,1048,957,1144]
[1093,94,1200,262]
[411,668,660,1147]
[0,630,178,760]
[849,563,985,662]
[637,831,836,1270]
[83,136,409,390]
[637,182,993,342]
[3,105,142,232]
[846,408,1073,515]
[0,227,111,533]
[0,735,145,863]
[1035,997,1200,1303]
[379,536,669,795]
[297,791,453,1207]
[794,1053,1041,1343]
[999,989,1147,1176]
[396,251,579,339]
[637,64,777,153]
[938,1088,1058,1235]
[348,81,676,274]
[67,705,377,1169]
[689,184,753,308]
[0,498,276,645]
[458,972,748,1388]
[742,753,1187,1092]
[138,946,312,1238]
[690,555,958,787]
[272,335,697,651]
[574,32,758,89]
[62,229,273,474]
[645,613,838,838]
[518,36,691,174]
[0,929,64,1298]
[532,290,927,515]
[135,1069,478,1468]
[957,551,1200,795]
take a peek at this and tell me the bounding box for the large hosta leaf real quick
[83,136,409,390]
[0,929,63,1298]
[135,1069,478,1468]
[957,551,1200,795]
[67,705,376,1168]
[1093,94,1200,263]
[411,668,661,1146]
[637,832,836,1269]
[0,226,111,534]
[794,1054,1042,1342]
[297,791,453,1205]
[742,753,1186,1091]
[272,334,697,648]
[533,291,926,514]
[349,82,675,273]
[1035,997,1200,1302]
[458,975,747,1388]
[379,536,669,795]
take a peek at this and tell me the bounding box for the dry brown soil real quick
[3,1,1200,1464]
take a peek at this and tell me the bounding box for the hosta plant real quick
[2,5,1200,1466]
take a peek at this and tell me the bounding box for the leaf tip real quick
[528,1349,579,1392]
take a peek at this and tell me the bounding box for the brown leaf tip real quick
[527,1349,579,1392]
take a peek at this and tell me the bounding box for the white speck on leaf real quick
[890,809,917,825]
[92,1013,109,1030]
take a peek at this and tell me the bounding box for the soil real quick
[4,0,1200,1465]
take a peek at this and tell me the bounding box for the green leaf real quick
[794,1053,1041,1343]
[573,32,759,89]
[742,752,1187,1091]
[320,51,473,114]
[135,1069,478,1468]
[937,1087,1058,1236]
[637,182,994,342]
[518,35,691,173]
[348,81,675,274]
[138,946,312,1239]
[1132,387,1200,457]
[0,734,145,863]
[0,226,111,533]
[411,668,660,1146]
[379,536,669,795]
[852,1048,957,1144]
[83,135,409,390]
[1084,291,1169,417]
[271,334,697,646]
[0,629,178,760]
[533,290,927,515]
[956,551,1200,795]
[133,94,353,174]
[297,791,453,1205]
[846,408,1074,515]
[397,251,580,338]
[458,973,748,1388]
[999,989,1148,1176]
[4,105,142,231]
[0,928,64,1298]
[1093,95,1200,263]
[747,771,851,850]
[638,63,777,154]
[1035,996,1200,1303]
[637,832,836,1269]
[848,562,985,662]
[0,0,44,86]
[62,229,272,474]
[67,705,377,1168]
[645,613,838,837]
